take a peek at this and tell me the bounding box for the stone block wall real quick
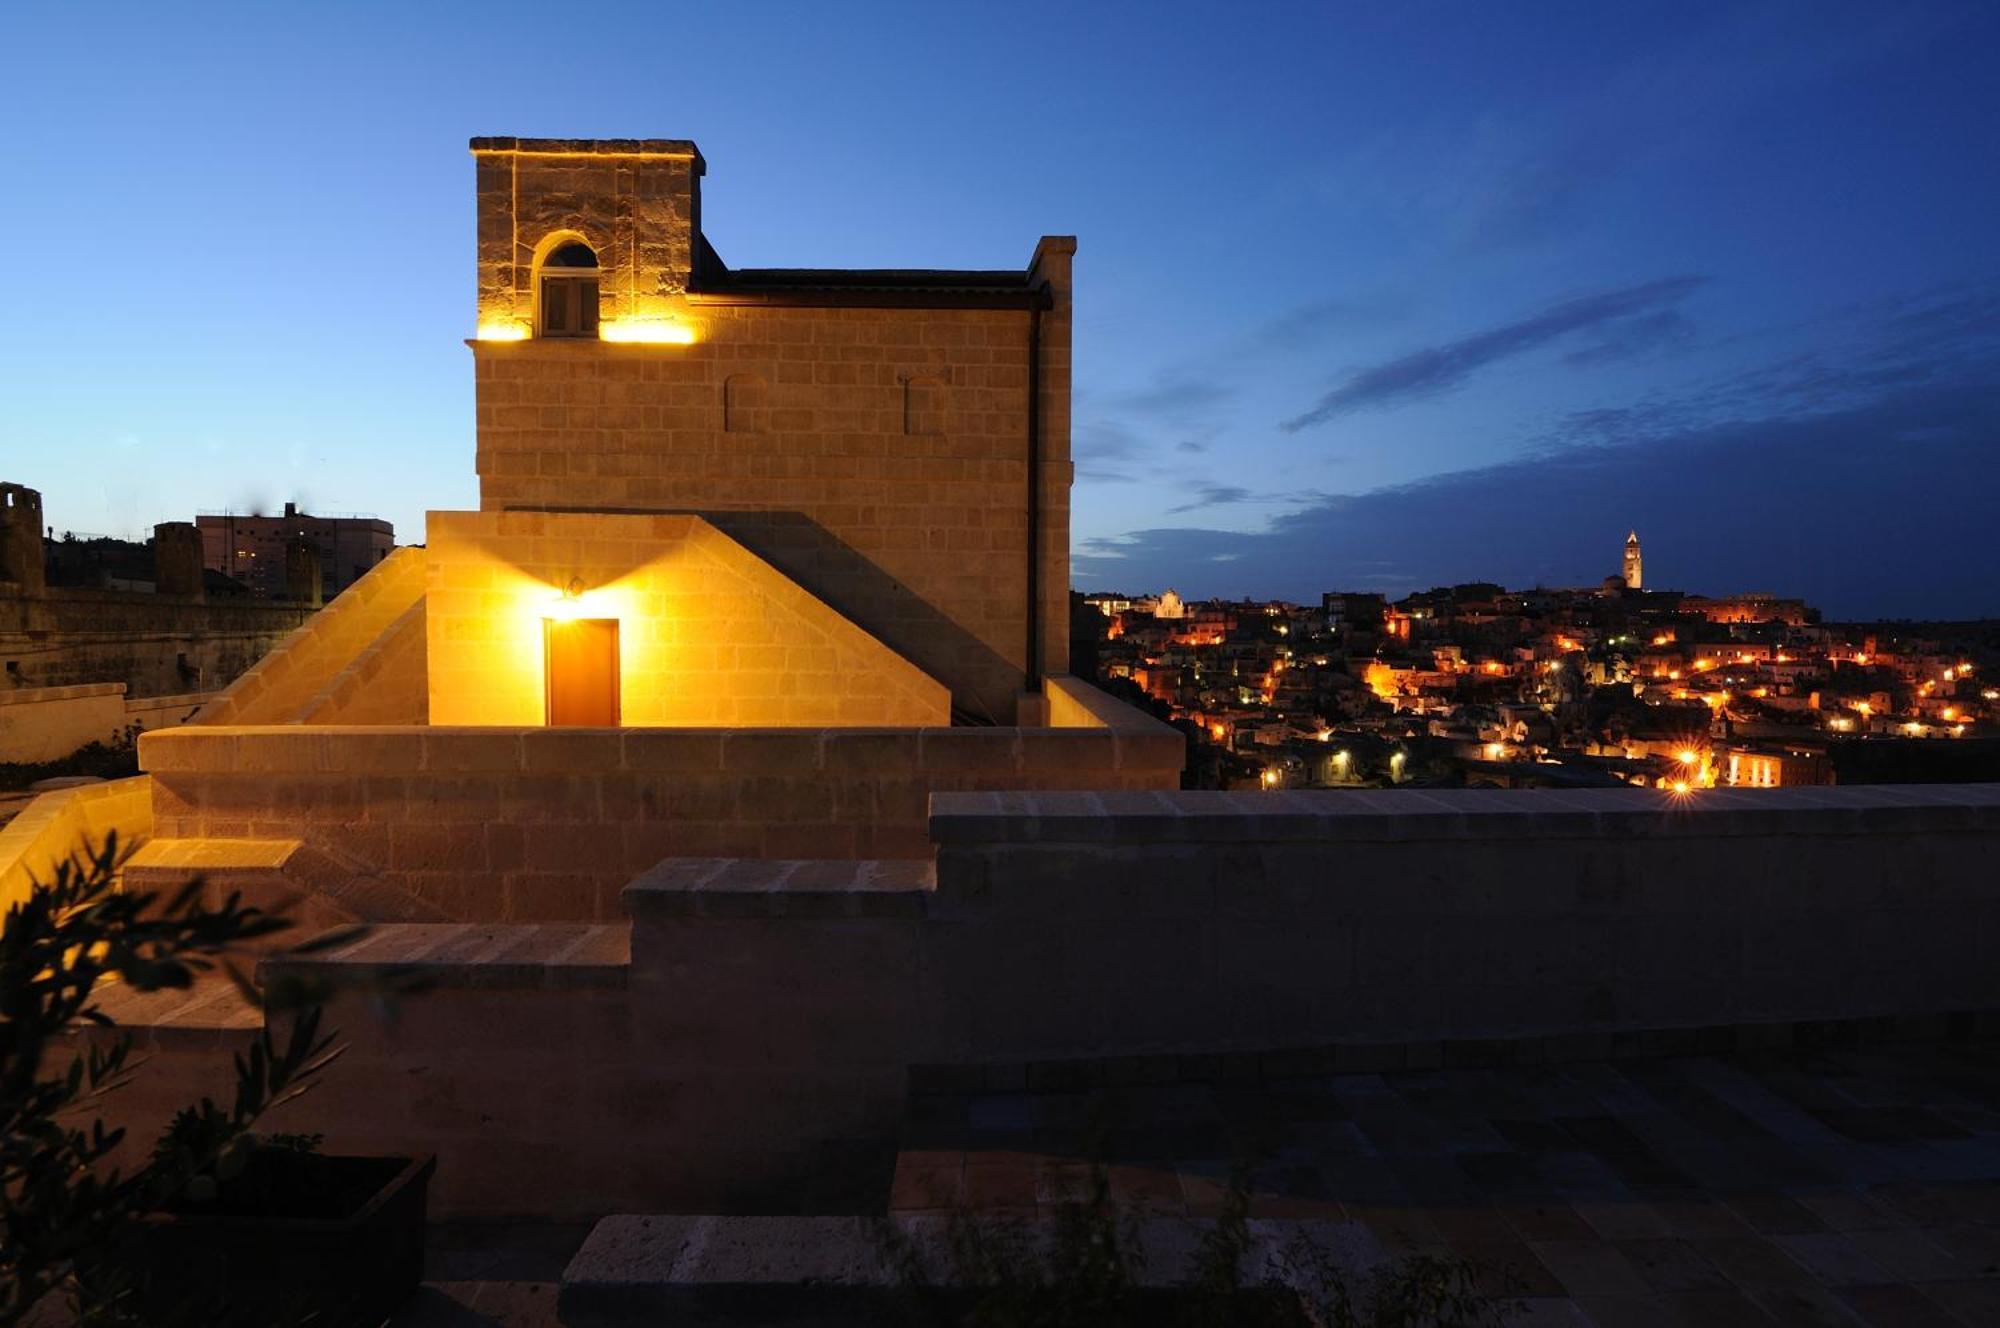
[424,511,949,728]
[138,721,1184,921]
[923,785,2000,1061]
[1,587,313,697]
[472,299,1071,722]
[0,683,211,762]
[472,139,702,339]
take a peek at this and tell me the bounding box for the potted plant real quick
[1,835,433,1327]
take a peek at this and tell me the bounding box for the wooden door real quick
[544,618,619,726]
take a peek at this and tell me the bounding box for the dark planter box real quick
[130,1153,435,1327]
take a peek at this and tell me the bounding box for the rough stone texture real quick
[0,583,312,697]
[472,141,702,336]
[0,483,44,592]
[137,720,1181,921]
[424,511,949,728]
[195,545,426,725]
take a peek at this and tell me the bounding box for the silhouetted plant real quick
[0,834,355,1327]
[882,1151,1515,1326]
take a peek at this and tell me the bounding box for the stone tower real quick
[152,521,205,599]
[465,137,1075,722]
[1623,531,1643,591]
[0,483,46,595]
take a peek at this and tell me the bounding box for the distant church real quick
[1622,531,1643,591]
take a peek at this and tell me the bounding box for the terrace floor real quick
[389,1039,2000,1325]
[889,1039,2000,1326]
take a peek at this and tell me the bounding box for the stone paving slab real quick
[894,1041,2000,1325]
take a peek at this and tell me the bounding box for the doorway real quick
[544,618,620,725]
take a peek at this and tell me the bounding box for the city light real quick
[1676,749,1699,765]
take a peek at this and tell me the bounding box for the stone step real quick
[125,837,450,953]
[258,922,628,990]
[77,973,265,1051]
[622,857,934,920]
[557,1213,1385,1327]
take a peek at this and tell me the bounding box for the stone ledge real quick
[258,922,628,989]
[141,723,1143,776]
[906,1008,2000,1096]
[0,681,124,704]
[69,974,264,1052]
[928,783,2000,845]
[624,857,934,920]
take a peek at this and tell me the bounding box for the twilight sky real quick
[4,1,1995,618]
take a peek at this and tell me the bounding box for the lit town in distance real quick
[1082,529,1995,795]
[4,5,2000,1325]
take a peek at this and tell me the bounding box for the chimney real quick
[153,521,205,599]
[286,535,322,607]
[0,484,47,595]
[284,501,298,519]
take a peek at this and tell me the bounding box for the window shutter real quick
[580,278,598,335]
[541,277,569,335]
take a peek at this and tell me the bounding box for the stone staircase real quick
[123,836,450,952]
[192,544,427,726]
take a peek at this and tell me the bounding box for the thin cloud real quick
[1083,282,2000,620]
[1280,275,1708,432]
[1168,483,1254,514]
[1563,308,1694,367]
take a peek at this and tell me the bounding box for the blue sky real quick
[4,1,1995,617]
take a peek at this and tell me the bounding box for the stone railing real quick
[924,784,2000,1059]
[0,776,152,911]
[139,719,1184,920]
[0,683,212,763]
[81,780,2000,1219]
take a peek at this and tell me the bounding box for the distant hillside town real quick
[1077,532,1998,791]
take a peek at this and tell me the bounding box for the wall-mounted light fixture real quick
[598,318,697,345]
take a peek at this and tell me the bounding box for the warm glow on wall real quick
[424,512,952,729]
[475,321,531,342]
[599,318,697,345]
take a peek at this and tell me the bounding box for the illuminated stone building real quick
[97,137,1177,926]
[1623,529,1643,590]
[466,137,1074,724]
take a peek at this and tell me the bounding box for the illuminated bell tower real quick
[1623,531,1643,590]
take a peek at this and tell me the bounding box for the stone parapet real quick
[0,775,152,912]
[137,720,1182,921]
[929,783,2000,845]
[921,784,2000,1063]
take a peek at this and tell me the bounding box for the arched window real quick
[537,240,599,338]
